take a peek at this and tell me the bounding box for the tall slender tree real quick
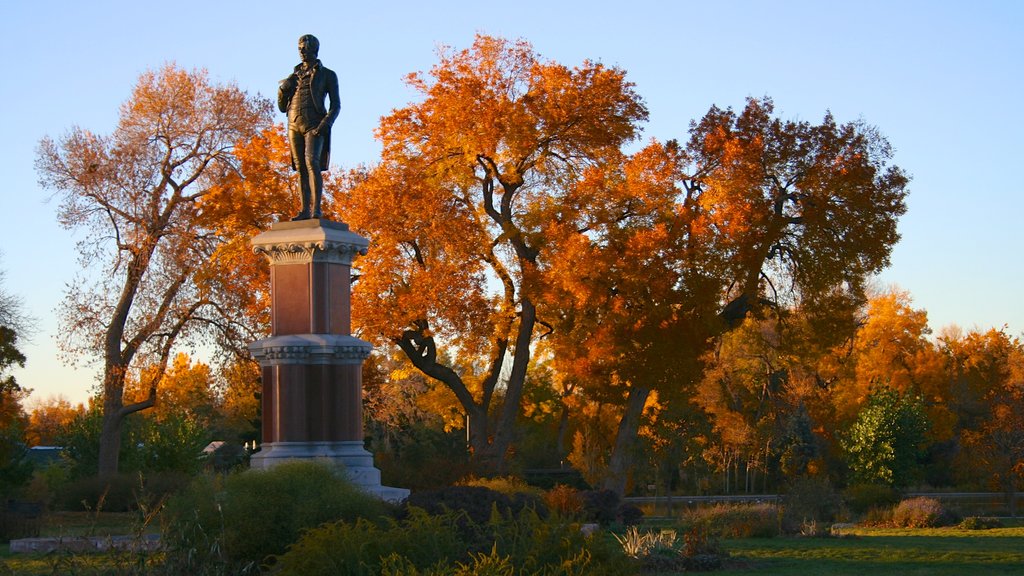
[36,65,272,475]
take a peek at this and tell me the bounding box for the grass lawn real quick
[718,525,1024,575]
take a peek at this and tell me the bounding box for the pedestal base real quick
[249,441,409,502]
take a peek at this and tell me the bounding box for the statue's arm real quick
[323,70,341,127]
[311,70,341,138]
[278,73,297,113]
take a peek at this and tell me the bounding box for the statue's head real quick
[298,34,320,62]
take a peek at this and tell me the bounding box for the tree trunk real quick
[602,386,651,496]
[487,298,537,475]
[96,367,126,478]
[97,413,123,477]
[555,401,571,465]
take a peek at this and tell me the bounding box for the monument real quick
[247,36,407,502]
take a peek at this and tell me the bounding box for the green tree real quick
[0,261,33,494]
[842,387,929,487]
[36,65,272,476]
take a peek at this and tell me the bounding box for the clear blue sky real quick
[2,1,1021,405]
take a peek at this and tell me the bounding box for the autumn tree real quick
[342,35,647,472]
[831,290,947,429]
[36,65,273,476]
[540,139,721,493]
[26,395,86,447]
[543,98,908,494]
[943,329,1024,506]
[125,352,217,425]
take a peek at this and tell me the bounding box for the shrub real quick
[56,470,191,513]
[616,503,644,526]
[684,503,780,538]
[544,484,584,518]
[58,473,139,512]
[843,483,899,515]
[272,509,465,575]
[21,462,70,510]
[782,477,841,533]
[457,476,548,519]
[682,524,724,571]
[1,502,42,541]
[407,485,535,527]
[163,461,389,568]
[275,506,631,576]
[959,516,1004,530]
[458,475,538,496]
[860,505,894,526]
[580,489,619,526]
[613,524,724,573]
[891,496,956,528]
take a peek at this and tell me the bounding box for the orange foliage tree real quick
[543,98,909,493]
[829,290,950,438]
[341,35,648,472]
[125,352,216,424]
[36,65,273,476]
[26,396,86,447]
[943,329,1024,503]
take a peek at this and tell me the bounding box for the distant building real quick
[26,446,64,467]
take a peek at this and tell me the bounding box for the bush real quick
[57,470,192,512]
[682,524,725,571]
[21,462,70,510]
[458,475,538,496]
[959,516,1004,530]
[544,484,584,518]
[59,473,133,512]
[275,506,632,576]
[271,509,465,575]
[781,477,842,533]
[860,505,894,526]
[843,483,899,515]
[891,496,956,528]
[406,485,546,529]
[616,503,644,526]
[456,476,548,519]
[581,489,620,526]
[613,524,724,573]
[163,461,389,569]
[1,502,42,542]
[683,503,780,538]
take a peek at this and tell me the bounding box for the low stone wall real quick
[9,534,161,554]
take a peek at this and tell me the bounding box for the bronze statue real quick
[278,34,340,220]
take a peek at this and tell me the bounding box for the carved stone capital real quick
[248,333,373,365]
[251,219,369,266]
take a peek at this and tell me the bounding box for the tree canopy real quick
[342,35,648,471]
[36,64,273,475]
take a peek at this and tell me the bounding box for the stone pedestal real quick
[248,219,408,502]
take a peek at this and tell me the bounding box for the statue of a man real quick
[278,34,340,220]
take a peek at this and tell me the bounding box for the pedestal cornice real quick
[251,219,369,266]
